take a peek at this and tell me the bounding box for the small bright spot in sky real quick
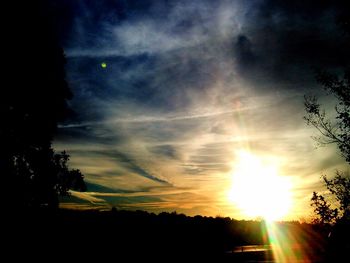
[101,62,107,68]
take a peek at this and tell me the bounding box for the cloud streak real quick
[53,0,349,219]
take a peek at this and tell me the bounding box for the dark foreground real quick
[4,209,349,262]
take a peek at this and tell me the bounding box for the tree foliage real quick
[1,1,86,210]
[54,151,87,196]
[305,69,350,223]
[311,191,338,224]
[311,171,350,224]
[304,69,350,163]
[323,171,350,219]
[303,11,350,261]
[305,69,350,222]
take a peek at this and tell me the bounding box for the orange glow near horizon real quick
[228,151,293,221]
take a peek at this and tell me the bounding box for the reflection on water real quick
[232,245,272,253]
[226,221,327,262]
[233,245,272,253]
[228,245,274,263]
[229,243,315,262]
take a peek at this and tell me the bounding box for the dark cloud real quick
[236,0,350,87]
[99,195,163,207]
[234,35,256,67]
[84,149,171,185]
[85,182,134,193]
[147,144,179,159]
[55,125,109,143]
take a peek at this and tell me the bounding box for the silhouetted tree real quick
[1,1,85,210]
[304,70,350,163]
[303,10,350,261]
[305,71,350,223]
[311,190,339,224]
[55,151,87,195]
[304,11,350,223]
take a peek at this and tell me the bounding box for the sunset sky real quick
[53,0,349,220]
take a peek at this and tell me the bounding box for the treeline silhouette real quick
[8,208,328,262]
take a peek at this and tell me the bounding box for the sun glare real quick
[228,151,292,221]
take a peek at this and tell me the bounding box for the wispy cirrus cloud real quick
[53,0,349,219]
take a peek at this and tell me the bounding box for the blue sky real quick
[53,0,349,220]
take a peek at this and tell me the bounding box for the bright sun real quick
[228,151,292,221]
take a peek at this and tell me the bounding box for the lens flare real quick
[263,221,312,263]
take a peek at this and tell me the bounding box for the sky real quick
[52,0,349,220]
